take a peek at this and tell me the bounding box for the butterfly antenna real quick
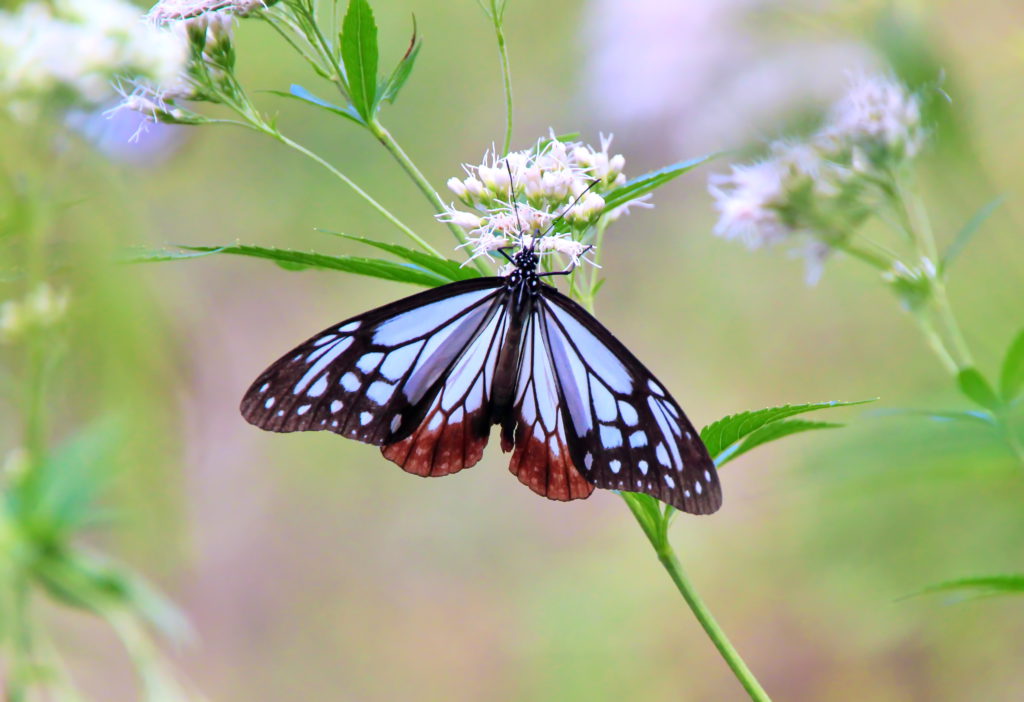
[504,158,530,251]
[542,178,601,237]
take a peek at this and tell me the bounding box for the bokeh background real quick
[3,0,1024,699]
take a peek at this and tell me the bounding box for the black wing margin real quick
[538,286,721,515]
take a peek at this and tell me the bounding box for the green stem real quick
[622,500,771,702]
[8,576,34,702]
[911,311,960,375]
[490,3,514,156]
[263,127,442,256]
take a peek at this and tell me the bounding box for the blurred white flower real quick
[1,283,69,343]
[821,73,925,158]
[708,161,789,249]
[0,0,189,120]
[709,74,925,284]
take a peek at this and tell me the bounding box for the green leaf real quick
[716,419,842,468]
[379,18,421,104]
[956,368,1002,411]
[940,196,1003,275]
[322,231,479,283]
[340,0,379,121]
[125,245,451,288]
[269,85,363,125]
[902,574,1024,602]
[34,549,192,643]
[999,328,1024,402]
[875,408,997,428]
[602,154,714,211]
[700,400,873,462]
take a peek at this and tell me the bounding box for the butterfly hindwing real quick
[539,287,722,514]
[382,294,511,476]
[504,309,595,502]
[240,278,505,460]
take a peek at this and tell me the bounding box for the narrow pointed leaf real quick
[340,0,379,121]
[380,20,421,104]
[700,400,872,461]
[322,232,480,282]
[999,328,1024,401]
[125,245,450,287]
[956,368,1002,411]
[602,154,714,211]
[902,574,1024,602]
[940,196,1003,274]
[269,85,364,125]
[716,419,842,468]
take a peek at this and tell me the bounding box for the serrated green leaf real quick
[268,85,363,125]
[699,400,872,462]
[341,0,379,121]
[125,245,450,288]
[716,419,842,468]
[940,196,1003,274]
[902,574,1024,602]
[322,231,480,283]
[956,368,1002,411]
[999,329,1024,401]
[379,19,421,104]
[602,154,714,211]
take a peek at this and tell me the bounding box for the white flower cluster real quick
[0,283,69,343]
[0,0,188,121]
[441,133,642,269]
[709,74,924,282]
[147,0,270,23]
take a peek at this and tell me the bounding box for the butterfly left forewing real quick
[240,278,504,450]
[539,288,722,515]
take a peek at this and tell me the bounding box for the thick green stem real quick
[7,576,34,702]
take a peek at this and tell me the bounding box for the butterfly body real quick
[241,243,722,514]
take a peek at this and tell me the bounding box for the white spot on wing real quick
[656,442,670,467]
[391,415,401,432]
[340,372,360,391]
[357,352,384,373]
[591,380,617,422]
[638,459,649,475]
[428,411,443,431]
[297,404,310,415]
[618,400,639,426]
[665,475,676,489]
[307,376,328,397]
[313,335,336,347]
[704,469,712,482]
[609,459,621,474]
[629,430,647,448]
[695,482,703,495]
[366,381,394,405]
[338,321,360,332]
[599,424,622,449]
[379,341,424,381]
[330,400,343,413]
[264,397,275,409]
[259,382,269,393]
[584,452,594,470]
[647,379,665,395]
[359,411,373,425]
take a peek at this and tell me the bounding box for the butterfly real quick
[240,242,722,515]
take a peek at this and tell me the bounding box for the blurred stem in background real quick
[709,74,1024,466]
